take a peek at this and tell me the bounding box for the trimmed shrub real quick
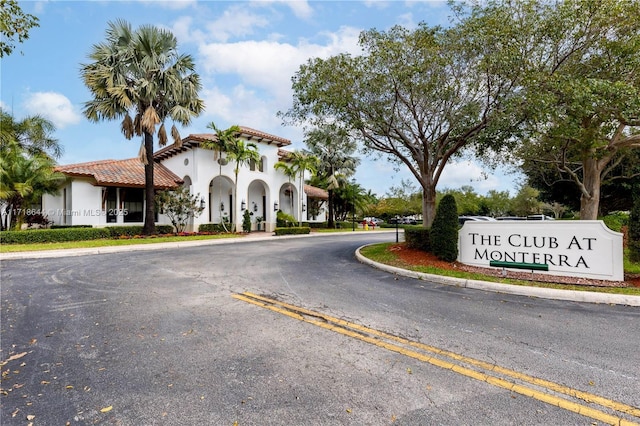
[629,192,640,262]
[274,227,311,236]
[276,210,297,227]
[199,223,228,233]
[602,211,629,232]
[430,194,459,261]
[51,225,93,229]
[0,227,111,244]
[104,225,174,237]
[405,228,431,252]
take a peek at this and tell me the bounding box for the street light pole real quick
[395,215,399,243]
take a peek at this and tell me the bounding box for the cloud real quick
[251,0,314,19]
[203,4,271,42]
[439,160,502,194]
[23,92,81,129]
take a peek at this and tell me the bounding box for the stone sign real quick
[458,220,624,281]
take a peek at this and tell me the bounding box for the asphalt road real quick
[1,234,639,425]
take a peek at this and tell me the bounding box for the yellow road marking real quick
[233,292,640,426]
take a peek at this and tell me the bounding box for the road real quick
[1,234,639,425]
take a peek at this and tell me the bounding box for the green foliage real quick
[405,228,431,252]
[429,194,458,262]
[0,0,39,58]
[156,187,204,233]
[105,225,174,237]
[242,209,252,233]
[198,223,229,233]
[629,192,640,262]
[274,227,311,236]
[601,211,629,233]
[276,210,297,227]
[0,227,110,244]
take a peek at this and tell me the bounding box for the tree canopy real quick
[282,11,529,227]
[0,0,39,57]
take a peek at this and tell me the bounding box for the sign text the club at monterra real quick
[458,221,624,281]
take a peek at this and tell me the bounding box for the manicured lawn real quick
[360,242,640,296]
[0,233,240,253]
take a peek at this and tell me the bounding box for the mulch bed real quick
[389,243,640,288]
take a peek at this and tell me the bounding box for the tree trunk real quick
[422,185,437,228]
[143,131,156,235]
[579,158,602,220]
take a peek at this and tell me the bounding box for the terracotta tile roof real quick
[304,184,328,200]
[154,126,291,161]
[55,158,182,189]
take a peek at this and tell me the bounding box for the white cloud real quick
[198,26,361,102]
[137,0,197,10]
[23,92,81,129]
[204,5,271,42]
[250,0,314,19]
[439,160,502,194]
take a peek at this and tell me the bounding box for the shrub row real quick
[198,223,229,233]
[0,227,111,244]
[405,228,431,252]
[0,225,176,244]
[274,227,311,236]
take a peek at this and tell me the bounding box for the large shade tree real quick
[509,0,640,219]
[80,19,204,234]
[282,14,530,227]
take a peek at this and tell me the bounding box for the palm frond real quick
[138,141,148,165]
[158,123,168,147]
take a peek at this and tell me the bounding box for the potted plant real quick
[255,216,264,231]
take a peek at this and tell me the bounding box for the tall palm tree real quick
[289,151,319,226]
[80,19,204,234]
[201,123,241,231]
[226,139,260,232]
[0,109,63,159]
[0,141,65,230]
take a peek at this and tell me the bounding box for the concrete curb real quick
[355,244,640,307]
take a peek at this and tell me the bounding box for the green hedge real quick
[198,223,229,233]
[405,228,431,252]
[0,227,111,244]
[0,224,177,244]
[104,225,174,237]
[274,227,311,236]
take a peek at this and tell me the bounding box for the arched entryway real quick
[209,175,234,226]
[278,182,298,221]
[247,179,269,231]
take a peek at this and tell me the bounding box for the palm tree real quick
[201,123,241,231]
[289,151,319,226]
[226,139,260,232]
[0,141,65,230]
[80,19,204,234]
[0,109,63,159]
[304,125,360,227]
[274,158,297,214]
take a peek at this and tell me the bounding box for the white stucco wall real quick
[44,133,313,231]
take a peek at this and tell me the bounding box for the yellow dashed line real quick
[233,292,640,426]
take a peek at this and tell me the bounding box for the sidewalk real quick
[2,230,638,306]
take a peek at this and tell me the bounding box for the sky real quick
[2,0,523,198]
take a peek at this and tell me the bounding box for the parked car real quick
[527,214,555,221]
[496,216,527,221]
[458,216,496,225]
